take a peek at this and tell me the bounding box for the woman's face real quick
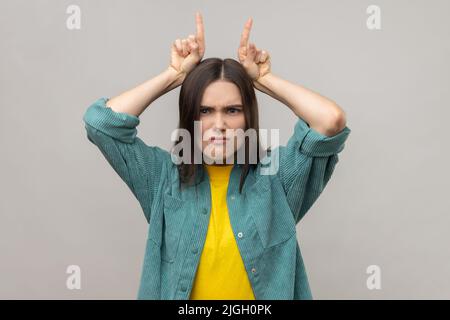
[197,80,246,165]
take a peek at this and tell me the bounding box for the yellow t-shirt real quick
[189,164,256,300]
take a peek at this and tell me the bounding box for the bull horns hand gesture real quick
[237,17,272,82]
[168,14,271,85]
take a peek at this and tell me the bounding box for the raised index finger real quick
[239,17,253,48]
[195,12,205,51]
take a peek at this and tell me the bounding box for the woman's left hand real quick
[237,18,272,82]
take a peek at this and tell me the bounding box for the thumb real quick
[188,37,200,59]
[244,43,257,64]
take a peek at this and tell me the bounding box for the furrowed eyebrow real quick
[200,104,243,108]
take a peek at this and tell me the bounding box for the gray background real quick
[1,0,449,299]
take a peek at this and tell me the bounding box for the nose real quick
[212,113,226,131]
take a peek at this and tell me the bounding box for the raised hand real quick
[169,12,205,77]
[237,17,271,82]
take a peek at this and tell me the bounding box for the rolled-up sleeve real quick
[274,116,351,224]
[83,97,169,224]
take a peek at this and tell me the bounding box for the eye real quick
[227,107,242,114]
[200,107,210,114]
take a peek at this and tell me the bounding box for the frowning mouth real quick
[209,137,229,144]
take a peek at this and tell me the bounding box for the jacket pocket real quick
[161,192,186,263]
[246,177,297,249]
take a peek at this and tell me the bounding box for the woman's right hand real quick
[168,12,205,79]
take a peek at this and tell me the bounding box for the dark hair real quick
[172,57,266,194]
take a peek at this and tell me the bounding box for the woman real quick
[83,12,351,300]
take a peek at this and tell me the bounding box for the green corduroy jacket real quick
[83,97,351,299]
